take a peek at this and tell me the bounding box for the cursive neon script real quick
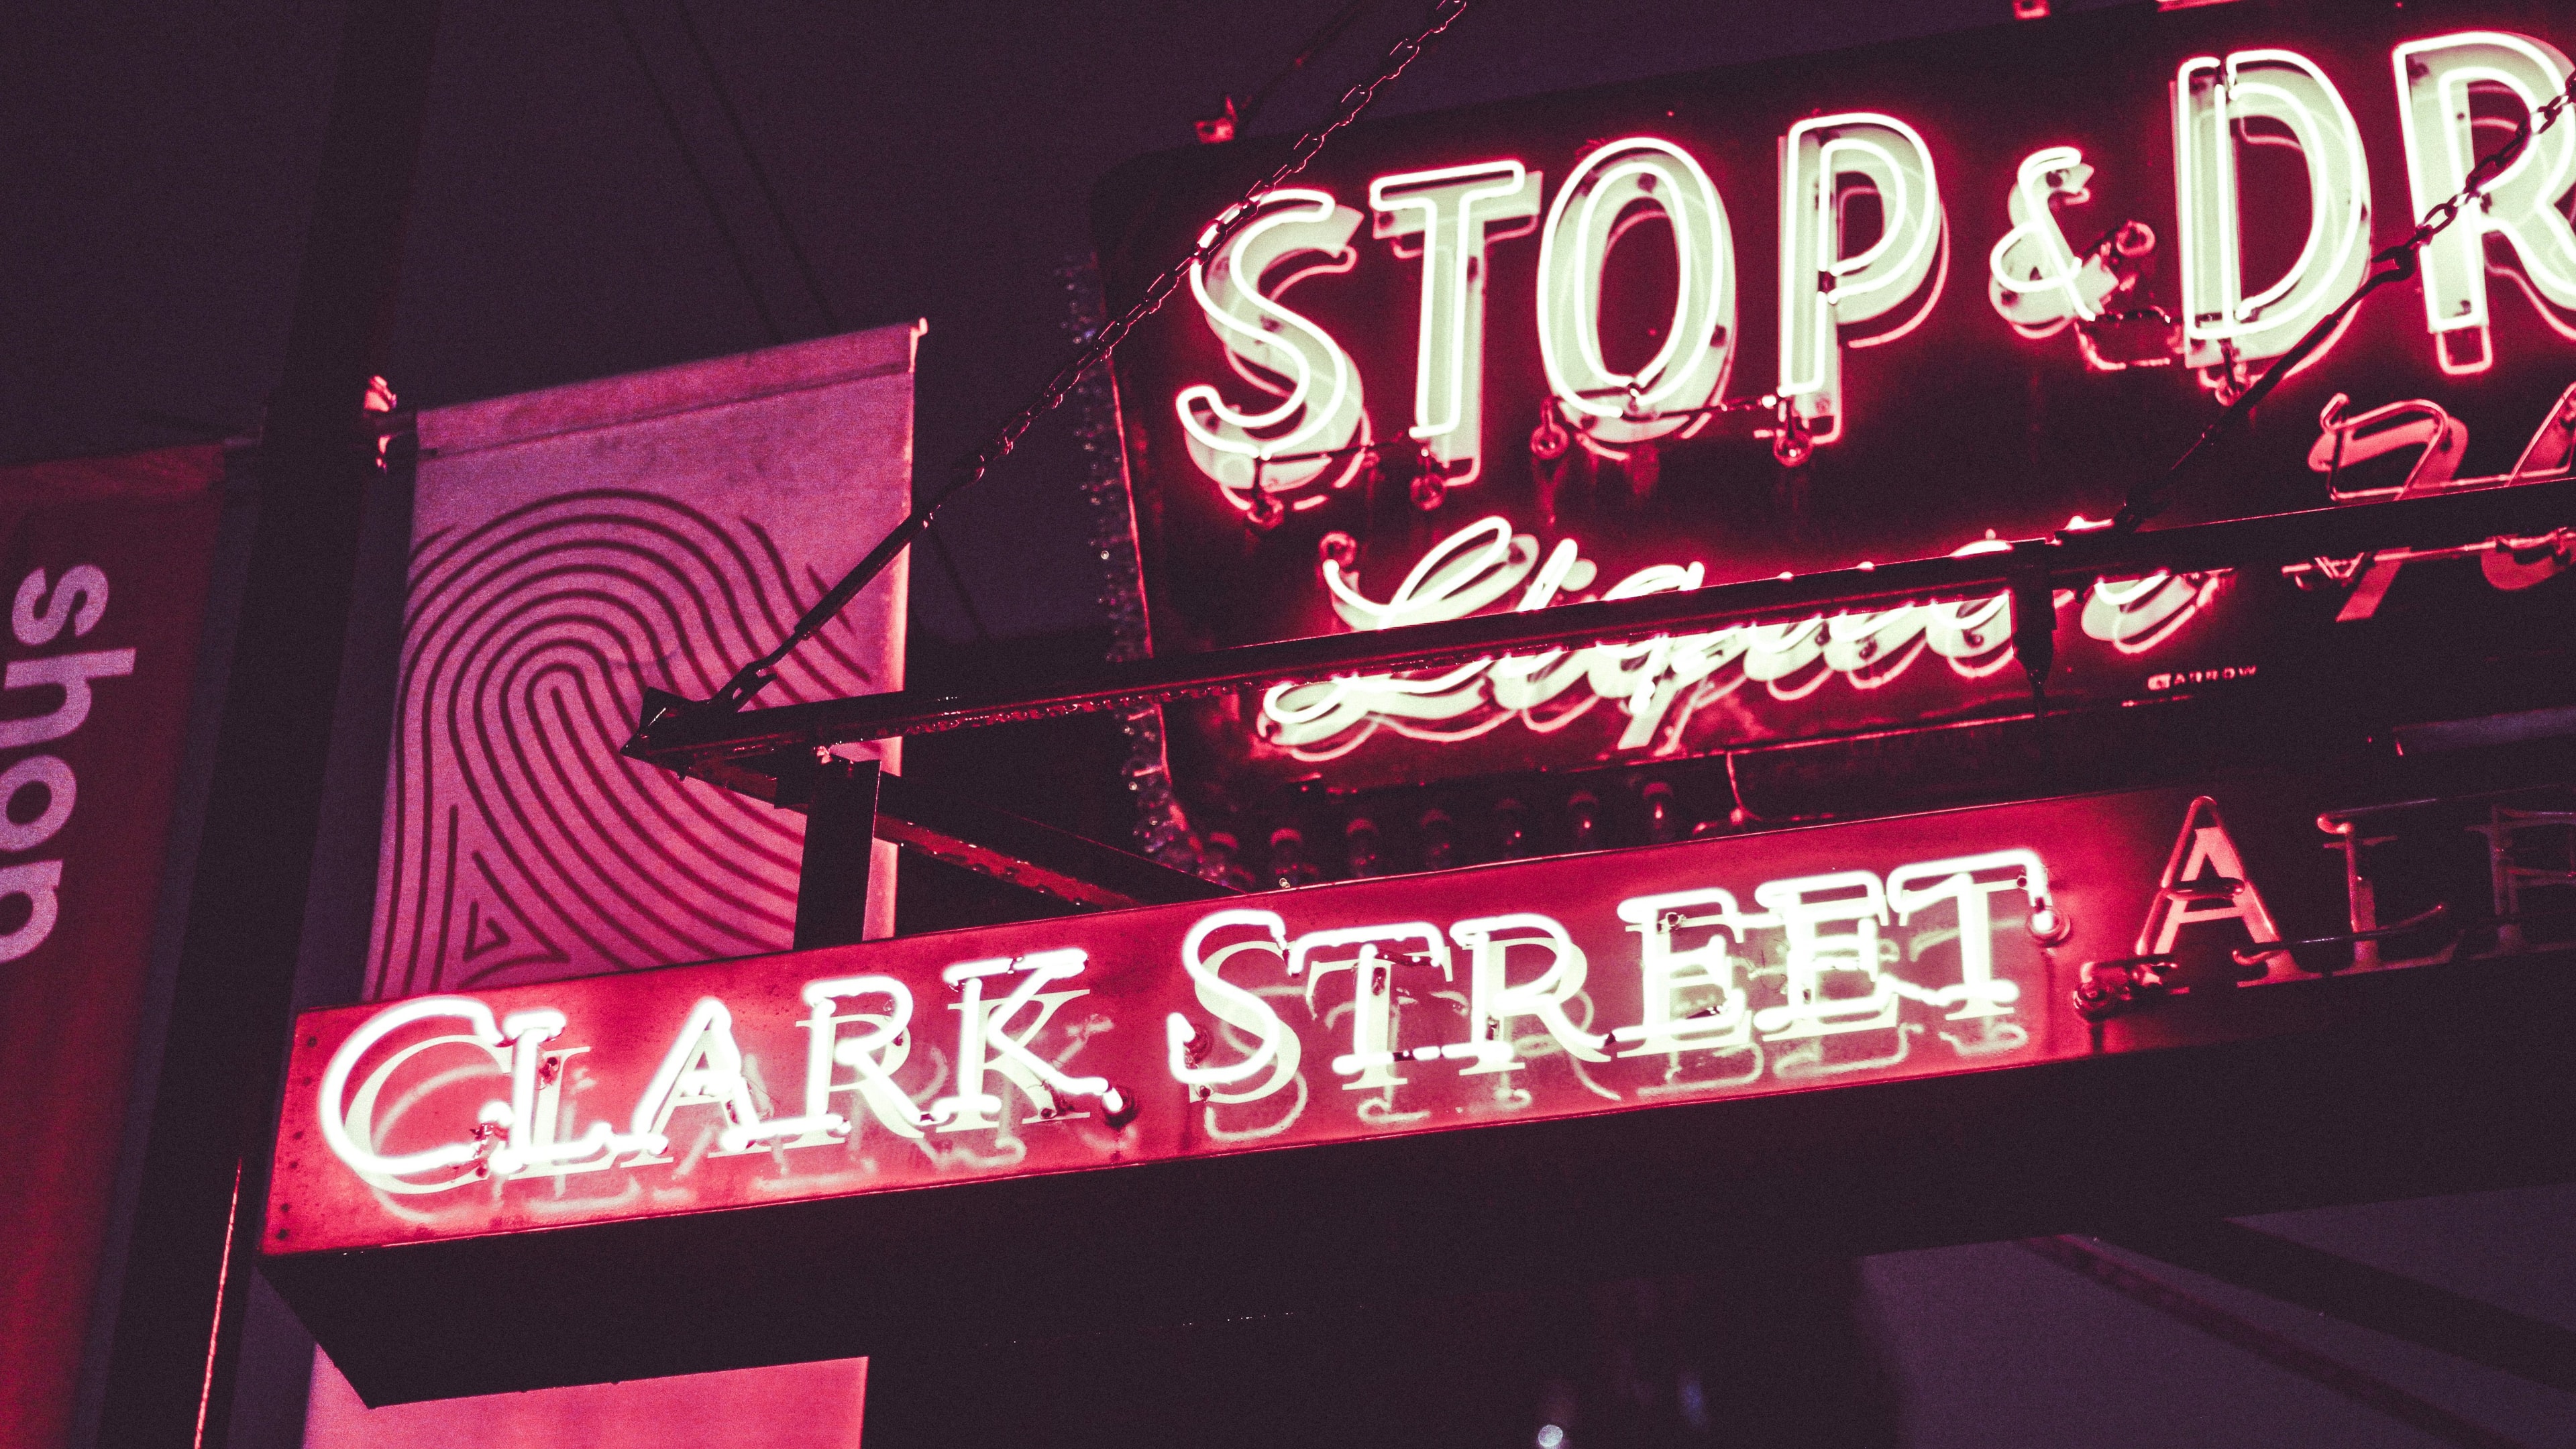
[1257,517,2218,761]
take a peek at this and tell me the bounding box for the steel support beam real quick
[790,759,880,950]
[625,478,2576,789]
[93,3,441,1444]
[869,769,1233,909]
[771,756,1232,914]
[2096,1220,2576,1394]
[2021,1236,2532,1449]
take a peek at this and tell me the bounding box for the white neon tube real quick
[2392,31,2576,375]
[1536,138,1737,452]
[2172,50,2371,389]
[318,996,505,1186]
[1371,160,1544,485]
[1778,113,1946,445]
[1175,190,1371,513]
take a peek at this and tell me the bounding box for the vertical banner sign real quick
[319,327,916,1437]
[0,447,223,1449]
[364,324,919,1000]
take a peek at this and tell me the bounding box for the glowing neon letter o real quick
[1535,138,1737,450]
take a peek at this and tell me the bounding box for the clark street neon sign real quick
[273,782,2418,1254]
[1172,28,2576,515]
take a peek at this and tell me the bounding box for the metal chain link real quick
[2113,68,2576,534]
[955,0,1470,506]
[682,0,1474,722]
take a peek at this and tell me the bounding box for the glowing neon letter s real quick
[2394,32,2576,375]
[1778,113,1946,445]
[1175,190,1369,514]
[1371,162,1542,486]
[1167,910,1300,1104]
[2172,50,2371,390]
[1536,138,1737,451]
[317,996,505,1187]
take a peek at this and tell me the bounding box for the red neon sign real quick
[268,777,2508,1255]
[1095,0,2576,794]
[1159,23,2566,508]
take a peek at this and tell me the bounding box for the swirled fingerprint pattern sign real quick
[366,324,918,1001]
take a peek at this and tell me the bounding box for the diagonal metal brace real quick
[2094,1220,2576,1395]
[2021,1236,2536,1449]
[762,737,1235,914]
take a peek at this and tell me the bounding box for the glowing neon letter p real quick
[1778,113,1946,445]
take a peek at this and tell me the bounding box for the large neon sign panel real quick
[267,773,2572,1254]
[1093,0,2576,796]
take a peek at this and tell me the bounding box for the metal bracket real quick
[789,755,879,950]
[2073,954,2176,1022]
[868,769,1235,910]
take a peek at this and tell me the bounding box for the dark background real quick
[5,1,2571,1445]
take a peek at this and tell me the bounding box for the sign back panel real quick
[329,328,915,1438]
[1092,0,2576,798]
[268,767,2575,1256]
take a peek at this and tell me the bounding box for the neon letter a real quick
[2135,796,2287,983]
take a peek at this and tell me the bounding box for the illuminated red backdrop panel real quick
[264,773,2499,1255]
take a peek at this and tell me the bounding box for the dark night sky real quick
[6,0,2139,643]
[7,3,2572,1444]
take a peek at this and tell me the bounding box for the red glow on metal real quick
[266,777,2507,1256]
[193,1159,239,1449]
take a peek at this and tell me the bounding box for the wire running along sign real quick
[1089,0,2576,793]
[264,771,2570,1254]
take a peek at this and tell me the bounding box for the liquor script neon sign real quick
[1258,515,2218,760]
[1175,30,2576,512]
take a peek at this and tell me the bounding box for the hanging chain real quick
[943,0,1468,517]
[663,10,2565,729]
[2389,80,2575,260]
[2113,70,2576,533]
[669,0,1475,725]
